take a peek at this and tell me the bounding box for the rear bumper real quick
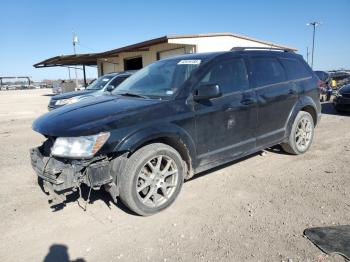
[30,146,114,206]
[333,97,350,111]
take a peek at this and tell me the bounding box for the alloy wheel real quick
[136,155,179,208]
[295,117,313,152]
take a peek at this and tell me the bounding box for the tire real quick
[119,143,185,216]
[281,111,314,155]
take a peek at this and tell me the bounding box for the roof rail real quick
[231,46,295,53]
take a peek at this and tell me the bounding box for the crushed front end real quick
[30,138,117,207]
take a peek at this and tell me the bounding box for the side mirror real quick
[106,85,115,92]
[193,83,222,101]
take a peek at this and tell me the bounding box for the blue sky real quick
[1,0,349,81]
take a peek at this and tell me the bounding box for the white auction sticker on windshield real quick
[177,60,201,65]
[102,78,109,81]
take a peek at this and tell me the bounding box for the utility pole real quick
[72,32,79,88]
[307,21,321,69]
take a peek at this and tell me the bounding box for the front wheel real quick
[281,111,314,155]
[119,143,185,216]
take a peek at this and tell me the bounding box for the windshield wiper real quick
[116,92,149,99]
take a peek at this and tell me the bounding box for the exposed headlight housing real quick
[55,96,81,106]
[55,98,69,106]
[51,132,110,158]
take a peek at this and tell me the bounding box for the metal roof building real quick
[34,32,297,82]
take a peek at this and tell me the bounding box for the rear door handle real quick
[241,99,255,106]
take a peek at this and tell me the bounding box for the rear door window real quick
[251,57,286,87]
[200,58,249,94]
[280,58,311,80]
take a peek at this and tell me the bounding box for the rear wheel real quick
[119,143,185,216]
[281,111,314,155]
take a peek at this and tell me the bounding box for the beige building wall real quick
[169,35,274,52]
[97,43,195,75]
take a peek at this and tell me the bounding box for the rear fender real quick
[284,96,318,139]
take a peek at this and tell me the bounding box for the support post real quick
[311,25,316,69]
[83,65,87,87]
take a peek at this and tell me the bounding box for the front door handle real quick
[288,89,297,95]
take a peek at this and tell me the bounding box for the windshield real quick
[112,59,202,98]
[86,75,115,90]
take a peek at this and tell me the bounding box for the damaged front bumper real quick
[30,144,117,207]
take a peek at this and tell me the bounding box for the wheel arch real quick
[114,125,197,179]
[300,105,318,126]
[285,96,319,139]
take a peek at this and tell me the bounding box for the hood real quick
[339,84,350,94]
[51,90,96,100]
[33,95,163,137]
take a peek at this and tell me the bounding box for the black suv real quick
[30,48,321,216]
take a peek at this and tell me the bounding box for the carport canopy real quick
[34,53,101,86]
[33,53,100,68]
[32,36,172,68]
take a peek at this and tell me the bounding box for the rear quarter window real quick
[251,57,286,87]
[280,58,311,80]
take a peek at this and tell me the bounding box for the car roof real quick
[162,52,226,62]
[103,71,136,77]
[162,50,301,62]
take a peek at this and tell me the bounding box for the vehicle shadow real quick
[187,152,261,182]
[188,143,295,183]
[43,244,86,262]
[321,101,349,116]
[264,144,289,155]
[42,93,55,97]
[69,185,135,215]
[37,178,134,215]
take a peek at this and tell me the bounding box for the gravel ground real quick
[0,89,349,262]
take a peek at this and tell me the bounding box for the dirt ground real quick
[0,89,349,262]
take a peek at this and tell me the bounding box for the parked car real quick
[48,71,135,110]
[333,84,350,112]
[329,71,350,88]
[30,48,321,216]
[314,70,332,101]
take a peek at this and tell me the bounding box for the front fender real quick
[113,123,197,165]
